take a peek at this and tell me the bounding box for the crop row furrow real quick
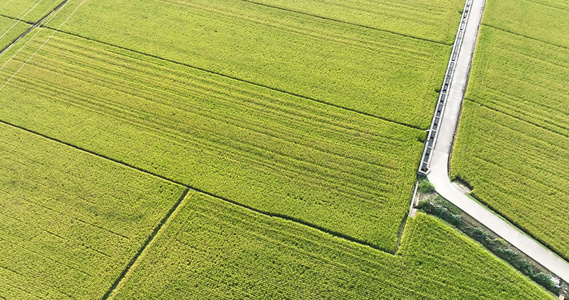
[469,152,568,203]
[164,0,438,60]
[11,76,401,206]
[18,42,408,162]
[468,90,569,138]
[0,230,99,279]
[469,126,569,180]
[43,35,421,142]
[188,200,397,269]
[10,56,408,199]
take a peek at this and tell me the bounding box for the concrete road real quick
[427,0,569,283]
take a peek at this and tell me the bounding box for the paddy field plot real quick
[451,0,569,260]
[0,29,425,251]
[482,0,569,48]
[0,0,551,297]
[226,0,463,44]
[0,0,469,251]
[111,193,551,299]
[0,0,63,23]
[0,16,29,50]
[45,0,455,128]
[0,122,186,299]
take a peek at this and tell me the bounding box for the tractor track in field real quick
[0,10,426,131]
[415,0,569,283]
[0,119,398,255]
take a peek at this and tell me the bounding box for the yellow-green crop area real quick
[0,0,556,298]
[112,195,549,299]
[451,0,569,260]
[49,0,457,128]
[0,0,62,22]
[0,126,552,299]
[0,16,29,50]
[0,29,426,251]
[0,123,187,298]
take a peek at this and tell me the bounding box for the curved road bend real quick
[426,0,569,283]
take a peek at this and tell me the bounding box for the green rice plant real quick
[418,177,436,193]
[44,0,453,127]
[238,0,463,44]
[0,122,186,299]
[0,29,426,251]
[0,0,62,23]
[451,12,569,259]
[482,0,569,48]
[112,193,552,299]
[0,16,31,50]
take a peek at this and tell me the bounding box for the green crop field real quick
[0,0,62,23]
[224,0,463,44]
[0,0,468,251]
[0,29,425,251]
[0,0,557,298]
[482,0,569,48]
[0,122,186,298]
[451,0,569,260]
[112,193,550,299]
[47,0,455,128]
[0,17,29,50]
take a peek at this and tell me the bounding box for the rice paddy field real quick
[0,16,28,49]
[0,126,552,298]
[112,194,549,299]
[0,28,426,251]
[451,0,569,260]
[0,0,558,298]
[0,122,187,298]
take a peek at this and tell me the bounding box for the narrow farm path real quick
[425,0,569,283]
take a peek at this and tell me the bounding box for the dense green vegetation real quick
[0,30,425,251]
[451,0,569,260]
[0,16,29,50]
[46,0,453,127]
[239,0,463,43]
[112,193,551,299]
[0,0,62,23]
[0,0,556,297]
[0,122,186,298]
[482,0,569,48]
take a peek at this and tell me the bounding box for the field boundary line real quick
[0,0,67,56]
[483,23,569,51]
[102,187,193,300]
[0,0,44,41]
[0,119,189,187]
[38,28,425,131]
[465,98,569,139]
[0,119,400,255]
[241,0,450,45]
[0,13,34,25]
